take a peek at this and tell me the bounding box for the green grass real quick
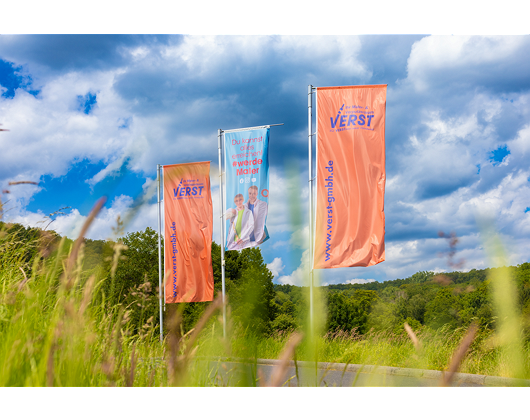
[216,326,529,378]
[1,219,529,386]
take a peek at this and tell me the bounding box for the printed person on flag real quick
[245,185,269,244]
[226,193,254,250]
[223,127,271,250]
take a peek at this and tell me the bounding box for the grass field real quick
[1,205,529,387]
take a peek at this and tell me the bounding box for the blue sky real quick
[1,17,530,286]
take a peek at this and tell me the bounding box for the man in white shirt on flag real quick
[245,185,268,245]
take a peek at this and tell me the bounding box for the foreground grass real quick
[1,218,529,386]
[205,326,529,379]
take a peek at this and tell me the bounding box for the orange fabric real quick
[314,85,386,269]
[163,161,213,303]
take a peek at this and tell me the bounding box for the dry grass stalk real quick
[46,343,55,387]
[167,308,183,385]
[167,295,224,386]
[17,266,30,291]
[267,332,303,387]
[404,322,421,351]
[46,321,63,387]
[184,295,224,359]
[126,344,137,387]
[109,310,128,362]
[64,197,106,282]
[1,180,38,220]
[110,242,128,280]
[438,230,465,269]
[38,229,58,258]
[100,355,116,387]
[440,322,478,387]
[79,275,96,316]
[8,181,38,186]
[148,368,156,387]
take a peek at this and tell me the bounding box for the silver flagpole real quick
[218,129,227,338]
[157,164,164,342]
[308,85,314,336]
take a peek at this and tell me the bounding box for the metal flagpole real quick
[308,85,314,336]
[218,129,227,338]
[157,164,164,342]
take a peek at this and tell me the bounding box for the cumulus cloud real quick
[267,257,285,278]
[405,36,530,92]
[508,123,530,156]
[345,279,376,285]
[276,249,309,286]
[0,69,135,184]
[14,195,162,245]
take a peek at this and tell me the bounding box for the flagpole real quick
[218,129,227,338]
[308,85,314,336]
[157,164,164,343]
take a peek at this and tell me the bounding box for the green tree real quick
[280,300,296,318]
[83,238,114,271]
[424,288,458,329]
[174,242,276,335]
[103,227,161,332]
[327,290,378,333]
[457,281,492,327]
[408,271,434,284]
[227,247,276,334]
[271,313,297,332]
[368,300,399,332]
[0,222,61,274]
[407,294,427,324]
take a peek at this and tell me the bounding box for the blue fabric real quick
[224,127,270,250]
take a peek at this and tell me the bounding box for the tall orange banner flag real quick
[314,85,386,269]
[163,162,214,303]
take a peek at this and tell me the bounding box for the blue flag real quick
[224,128,270,251]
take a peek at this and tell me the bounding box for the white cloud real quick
[345,279,376,285]
[8,194,159,241]
[163,36,236,75]
[276,249,310,286]
[406,36,530,91]
[161,35,370,83]
[273,36,370,80]
[508,123,530,156]
[267,257,285,278]
[0,69,134,184]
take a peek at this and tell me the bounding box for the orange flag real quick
[163,162,213,303]
[314,85,386,269]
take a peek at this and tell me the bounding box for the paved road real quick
[197,360,486,387]
[257,363,473,387]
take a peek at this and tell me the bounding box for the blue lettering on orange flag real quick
[330,106,376,130]
[330,104,345,128]
[174,180,205,199]
[324,161,334,261]
[171,221,178,298]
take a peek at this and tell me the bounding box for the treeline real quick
[0,222,277,336]
[275,265,530,337]
[3,221,530,339]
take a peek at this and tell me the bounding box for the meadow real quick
[1,200,529,387]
